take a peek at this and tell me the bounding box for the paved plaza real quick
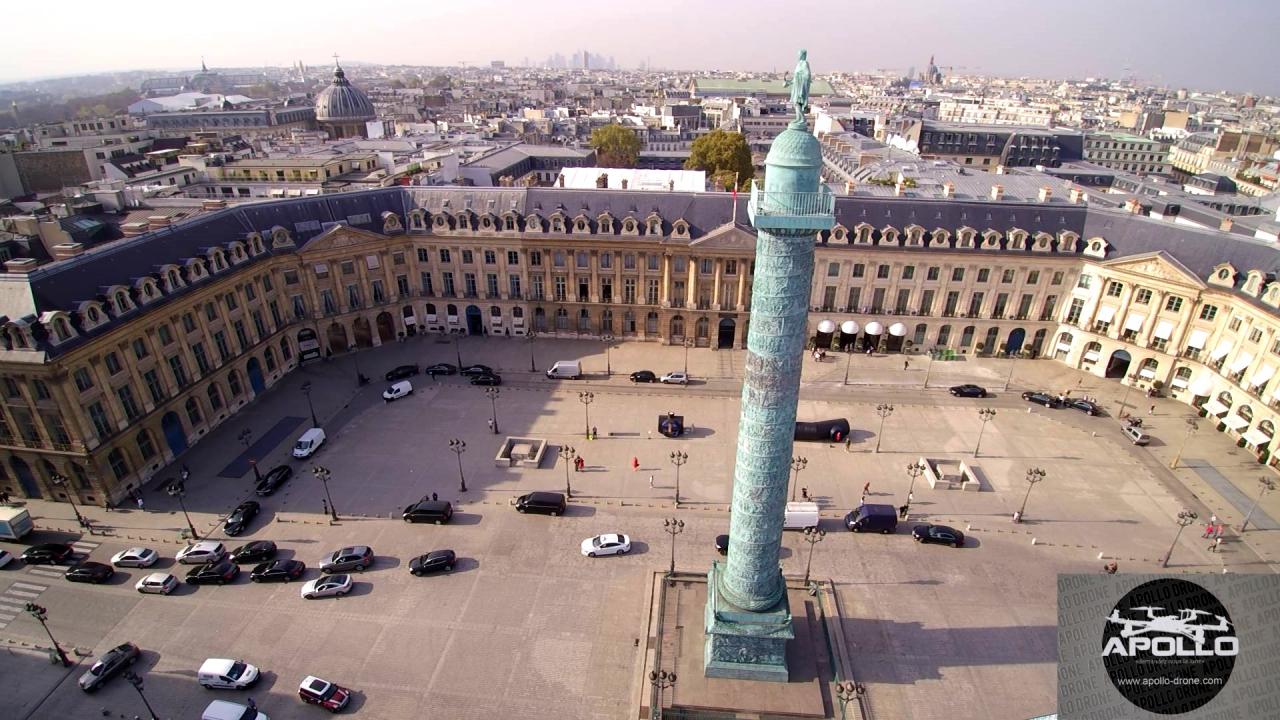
[2,334,1277,719]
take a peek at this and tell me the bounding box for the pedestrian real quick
[1215,523,1225,539]
[1210,537,1222,553]
[1202,522,1213,538]
[648,475,654,489]
[844,436,852,452]
[861,493,867,506]
[1104,561,1118,574]
[904,360,909,371]
[801,487,809,501]
[247,698,257,711]
[432,492,438,502]
[1210,513,1218,526]
[487,418,494,432]
[863,481,871,496]
[907,491,914,504]
[322,498,329,515]
[632,457,639,472]
[136,496,144,510]
[899,504,909,520]
[591,425,598,440]
[575,456,583,472]
[1149,404,1156,415]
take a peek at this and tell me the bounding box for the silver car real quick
[301,574,352,599]
[111,547,159,568]
[135,572,178,595]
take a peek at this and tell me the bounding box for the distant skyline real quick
[4,0,1279,95]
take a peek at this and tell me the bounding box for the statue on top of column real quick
[785,49,812,126]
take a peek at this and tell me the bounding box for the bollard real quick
[966,523,972,531]
[1097,551,1106,560]
[1031,537,1038,545]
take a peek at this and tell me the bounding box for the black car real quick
[424,363,457,376]
[470,373,502,386]
[78,642,139,692]
[1066,398,1101,416]
[1021,391,1062,408]
[630,370,658,383]
[231,540,277,563]
[385,364,420,381]
[21,543,74,565]
[714,534,730,556]
[254,464,293,496]
[460,364,495,377]
[514,491,567,516]
[949,384,988,398]
[409,549,456,576]
[223,500,261,536]
[250,559,305,583]
[65,562,114,584]
[403,500,453,524]
[912,524,966,548]
[185,559,240,585]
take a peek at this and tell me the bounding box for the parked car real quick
[408,550,456,576]
[383,380,413,402]
[581,533,631,557]
[320,546,374,574]
[424,363,456,375]
[1066,398,1101,416]
[223,501,260,537]
[660,371,689,385]
[460,364,495,377]
[65,562,114,584]
[301,574,352,599]
[298,675,352,712]
[1021,391,1062,408]
[231,540,277,564]
[403,499,453,524]
[949,384,988,398]
[514,491,567,516]
[255,464,293,496]
[714,534,730,556]
[110,547,159,568]
[177,541,227,564]
[384,364,419,381]
[629,370,658,383]
[78,642,139,692]
[21,543,74,565]
[0,549,13,569]
[135,572,178,595]
[470,373,502,386]
[251,559,305,583]
[912,524,966,548]
[186,559,240,585]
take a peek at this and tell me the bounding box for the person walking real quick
[632,457,640,472]
[1209,537,1222,553]
[1149,404,1156,415]
[903,360,909,371]
[136,496,144,510]
[432,492,438,502]
[1202,522,1213,539]
[800,487,809,501]
[648,475,654,489]
[863,481,871,496]
[1215,523,1225,539]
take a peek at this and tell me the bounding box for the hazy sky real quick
[5,0,1279,94]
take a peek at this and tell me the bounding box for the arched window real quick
[185,397,202,426]
[646,311,659,334]
[136,431,156,460]
[280,338,292,361]
[960,325,976,347]
[1216,390,1234,408]
[555,308,569,330]
[913,323,927,346]
[228,371,243,397]
[108,448,130,481]
[671,316,685,338]
[937,325,952,347]
[207,383,224,410]
[1238,405,1254,423]
[264,348,277,372]
[696,317,709,339]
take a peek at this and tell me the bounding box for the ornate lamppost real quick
[669,451,688,505]
[1170,418,1199,470]
[448,439,467,493]
[663,517,684,576]
[1241,477,1276,532]
[166,478,199,539]
[974,408,997,457]
[835,681,867,720]
[904,462,925,514]
[23,603,70,666]
[526,330,538,372]
[789,456,808,502]
[648,669,677,720]
[312,465,338,521]
[578,391,595,439]
[1162,509,1198,568]
[300,380,319,427]
[801,526,826,587]
[559,444,576,498]
[683,338,694,376]
[874,404,894,453]
[602,333,615,376]
[49,472,86,528]
[123,670,160,720]
[484,387,501,434]
[1016,467,1046,522]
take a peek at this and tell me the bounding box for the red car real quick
[299,675,351,712]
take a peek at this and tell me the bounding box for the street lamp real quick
[237,429,262,482]
[1170,418,1200,470]
[874,404,894,453]
[789,456,808,502]
[1016,467,1046,522]
[974,408,997,458]
[23,603,70,666]
[1002,350,1020,390]
[351,343,368,386]
[578,391,595,439]
[602,333,615,376]
[801,525,826,587]
[485,387,501,434]
[300,380,319,428]
[312,465,338,522]
[448,439,467,493]
[842,347,856,385]
[904,462,925,513]
[49,472,86,528]
[166,478,199,540]
[663,517,684,576]
[648,669,677,720]
[1241,477,1276,532]
[558,444,576,498]
[1162,509,1199,568]
[123,670,160,720]
[1117,373,1141,419]
[527,330,538,372]
[835,681,867,720]
[683,338,694,376]
[453,333,464,369]
[669,451,688,505]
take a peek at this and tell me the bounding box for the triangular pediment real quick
[689,223,757,250]
[1100,251,1206,289]
[297,224,389,253]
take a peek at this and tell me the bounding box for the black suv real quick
[515,491,567,516]
[409,550,456,576]
[385,364,420,381]
[403,499,453,524]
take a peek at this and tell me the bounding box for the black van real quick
[515,491,567,516]
[844,503,898,533]
[403,499,453,524]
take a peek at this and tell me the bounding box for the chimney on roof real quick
[942,181,955,198]
[990,184,1004,201]
[894,179,906,196]
[1069,187,1085,204]
[201,199,226,210]
[50,243,85,261]
[1124,198,1143,214]
[1037,186,1053,203]
[147,215,172,230]
[1220,216,1233,232]
[3,258,40,274]
[995,164,1006,175]
[121,222,150,237]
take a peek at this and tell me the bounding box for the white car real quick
[301,574,352,599]
[660,372,689,385]
[0,549,13,569]
[581,533,632,557]
[176,541,226,565]
[382,380,413,402]
[135,572,178,595]
[111,547,159,568]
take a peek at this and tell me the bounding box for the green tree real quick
[589,124,641,168]
[685,130,754,190]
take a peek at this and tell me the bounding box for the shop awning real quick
[840,320,859,335]
[888,322,907,337]
[1190,375,1215,396]
[1153,321,1174,340]
[864,321,884,335]
[1171,376,1190,389]
[1187,329,1209,349]
[1210,339,1233,360]
[1230,353,1254,373]
[1055,342,1073,353]
[1243,429,1272,447]
[1123,313,1145,331]
[817,320,836,334]
[1139,367,1157,379]
[1251,365,1276,389]
[1202,399,1231,416]
[1095,305,1117,323]
[1083,350,1101,362]
[1223,414,1250,431]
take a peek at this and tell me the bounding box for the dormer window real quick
[623,219,636,234]
[167,269,182,290]
[673,221,688,236]
[86,306,100,323]
[51,317,71,342]
[114,291,131,314]
[551,216,565,233]
[647,219,661,235]
[503,215,516,231]
[434,215,448,229]
[831,226,846,242]
[575,219,587,232]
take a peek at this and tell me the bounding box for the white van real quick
[292,427,326,458]
[545,360,582,379]
[198,658,260,689]
[783,502,820,531]
[202,699,269,720]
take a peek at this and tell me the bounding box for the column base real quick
[703,560,794,682]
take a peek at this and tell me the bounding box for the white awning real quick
[1251,365,1276,388]
[864,321,884,335]
[1202,399,1231,416]
[1190,375,1215,396]
[888,322,907,337]
[1170,377,1190,389]
[1153,321,1174,340]
[1243,429,1273,447]
[1055,342,1073,353]
[1187,329,1209,349]
[817,319,836,333]
[1223,414,1250,431]
[1210,339,1233,360]
[1095,305,1117,323]
[1139,367,1157,379]
[841,320,859,334]
[1123,312,1145,331]
[1083,350,1101,362]
[1230,353,1254,373]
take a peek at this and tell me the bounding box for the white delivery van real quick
[202,700,269,720]
[292,428,326,458]
[545,360,582,379]
[198,658,260,689]
[783,502,820,531]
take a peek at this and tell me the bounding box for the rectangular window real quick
[484,250,496,265]
[1027,270,1040,284]
[104,352,122,375]
[1199,305,1217,321]
[554,276,567,302]
[157,325,173,345]
[269,301,282,329]
[918,289,934,315]
[994,293,1009,317]
[182,313,197,333]
[31,379,51,400]
[1134,288,1152,305]
[2,377,17,398]
[462,250,474,265]
[601,253,613,270]
[951,268,965,282]
[968,292,985,316]
[440,249,451,263]
[647,254,659,271]
[575,252,589,269]
[214,331,231,362]
[646,279,660,304]
[509,275,522,298]
[168,355,189,388]
[1017,293,1034,318]
[601,278,613,302]
[894,289,910,314]
[89,402,112,439]
[507,251,519,265]
[486,274,499,297]
[346,285,362,308]
[554,251,566,268]
[321,289,337,315]
[943,291,960,315]
[1249,328,1263,343]
[261,274,274,292]
[1077,274,1093,290]
[876,264,890,279]
[397,275,410,296]
[420,272,434,296]
[725,260,737,275]
[371,280,386,304]
[193,342,210,375]
[284,270,300,285]
[340,261,355,275]
[132,338,150,360]
[417,248,429,263]
[234,320,249,349]
[1066,298,1085,324]
[1051,271,1064,285]
[251,311,266,339]
[532,276,545,300]
[624,278,637,304]
[827,262,840,277]
[464,273,478,297]
[225,293,238,311]
[443,272,455,296]
[902,266,915,280]
[926,266,940,281]
[142,369,165,405]
[73,368,94,392]
[977,268,990,283]
[1106,281,1123,297]
[530,251,542,266]
[851,263,865,278]
[846,287,861,311]
[1229,317,1242,332]
[1001,269,1015,284]
[205,302,218,321]
[243,283,256,302]
[1165,296,1183,312]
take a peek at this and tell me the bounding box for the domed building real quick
[315,62,375,139]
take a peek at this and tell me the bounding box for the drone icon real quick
[1107,606,1232,644]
